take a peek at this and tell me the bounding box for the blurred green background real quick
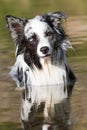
[0,0,87,130]
[0,0,87,38]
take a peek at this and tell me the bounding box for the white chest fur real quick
[27,58,68,105]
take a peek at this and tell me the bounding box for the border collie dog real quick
[6,12,76,130]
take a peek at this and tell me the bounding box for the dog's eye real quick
[28,34,37,44]
[45,31,52,37]
[28,37,33,42]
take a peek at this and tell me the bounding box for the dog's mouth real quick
[40,54,51,58]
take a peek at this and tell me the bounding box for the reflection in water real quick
[22,98,70,130]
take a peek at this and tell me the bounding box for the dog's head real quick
[6,12,72,68]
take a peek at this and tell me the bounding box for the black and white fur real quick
[6,12,76,130]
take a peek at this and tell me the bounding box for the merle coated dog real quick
[6,12,76,130]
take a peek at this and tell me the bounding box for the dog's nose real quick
[40,46,49,54]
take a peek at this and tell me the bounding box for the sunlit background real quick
[0,0,87,130]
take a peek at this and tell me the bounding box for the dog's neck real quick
[30,56,66,86]
[40,57,51,67]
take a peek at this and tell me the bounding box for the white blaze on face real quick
[24,18,53,58]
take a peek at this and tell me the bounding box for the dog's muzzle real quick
[40,46,49,54]
[40,46,52,58]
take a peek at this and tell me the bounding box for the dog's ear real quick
[42,12,67,29]
[42,12,72,51]
[6,15,27,44]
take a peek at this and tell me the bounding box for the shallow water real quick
[0,0,87,130]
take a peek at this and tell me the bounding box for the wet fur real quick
[6,12,76,130]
